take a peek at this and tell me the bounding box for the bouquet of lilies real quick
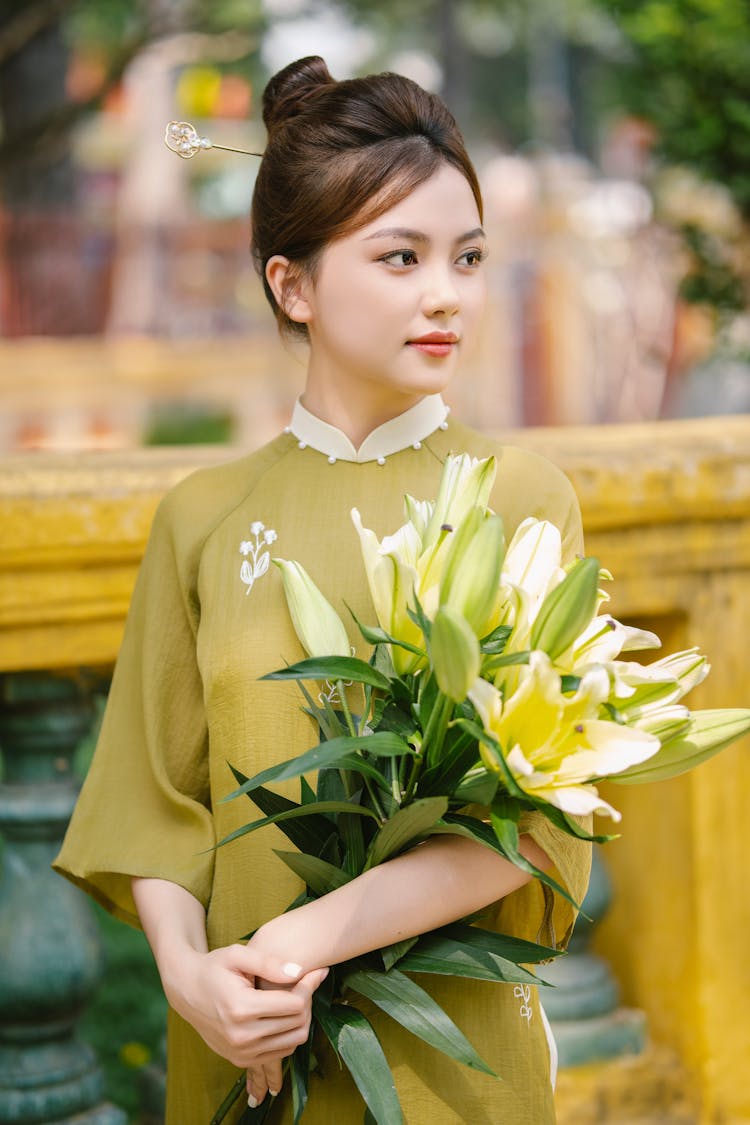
[215,453,750,1125]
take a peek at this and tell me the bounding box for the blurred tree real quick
[0,0,265,210]
[591,0,750,312]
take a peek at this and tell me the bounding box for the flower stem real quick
[337,678,386,821]
[403,685,452,803]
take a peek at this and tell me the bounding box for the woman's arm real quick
[131,878,327,1081]
[249,832,550,973]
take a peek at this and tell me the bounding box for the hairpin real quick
[164,121,263,160]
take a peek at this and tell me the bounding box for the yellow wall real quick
[1,415,749,1122]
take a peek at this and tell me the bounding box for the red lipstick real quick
[408,332,459,357]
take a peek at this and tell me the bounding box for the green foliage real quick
[593,0,750,213]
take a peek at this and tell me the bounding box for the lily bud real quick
[530,556,600,661]
[430,604,481,702]
[273,559,351,657]
[423,454,497,550]
[612,708,750,784]
[439,509,505,636]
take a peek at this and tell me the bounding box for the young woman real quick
[56,56,590,1124]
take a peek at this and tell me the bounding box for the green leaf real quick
[262,655,391,690]
[490,795,580,908]
[223,732,412,799]
[454,718,528,801]
[314,1000,403,1125]
[451,771,499,806]
[210,1074,247,1125]
[343,968,496,1076]
[418,729,479,797]
[273,850,353,895]
[228,774,338,855]
[479,623,512,654]
[482,650,531,673]
[381,936,418,971]
[397,935,542,987]
[214,800,379,852]
[300,776,317,804]
[421,920,559,966]
[365,797,448,868]
[346,603,426,658]
[291,1035,312,1124]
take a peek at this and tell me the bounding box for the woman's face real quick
[294,163,488,407]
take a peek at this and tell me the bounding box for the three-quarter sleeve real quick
[54,491,215,928]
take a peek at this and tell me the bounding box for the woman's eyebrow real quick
[363,226,487,243]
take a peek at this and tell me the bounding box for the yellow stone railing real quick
[1,415,749,1123]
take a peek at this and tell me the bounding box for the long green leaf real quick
[223,732,412,799]
[314,1001,403,1125]
[262,655,391,690]
[228,773,335,855]
[291,1035,311,1124]
[214,800,378,851]
[365,797,448,869]
[438,921,558,964]
[273,850,353,895]
[344,968,496,1076]
[397,939,542,986]
[490,795,580,908]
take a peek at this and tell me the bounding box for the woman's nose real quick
[421,268,460,318]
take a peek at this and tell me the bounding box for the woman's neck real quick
[300,380,424,450]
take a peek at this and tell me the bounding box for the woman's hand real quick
[130,878,328,1084]
[244,970,327,1109]
[162,942,328,1069]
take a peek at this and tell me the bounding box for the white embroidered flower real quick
[240,521,277,594]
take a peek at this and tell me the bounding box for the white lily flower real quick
[558,615,662,670]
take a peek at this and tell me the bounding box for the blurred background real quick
[1,0,749,454]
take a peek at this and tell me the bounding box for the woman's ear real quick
[265,255,313,325]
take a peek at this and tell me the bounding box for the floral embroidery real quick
[514,984,533,1022]
[239,521,277,595]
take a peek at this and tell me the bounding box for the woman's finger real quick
[246,1066,267,1109]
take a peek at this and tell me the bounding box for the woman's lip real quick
[407,334,459,357]
[409,341,456,357]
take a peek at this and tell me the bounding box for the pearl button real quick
[298,440,307,449]
[377,456,386,466]
[413,441,422,450]
[439,422,449,430]
[328,455,336,464]
[283,426,291,434]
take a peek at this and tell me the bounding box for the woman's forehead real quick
[357,165,482,240]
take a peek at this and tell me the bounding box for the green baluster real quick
[0,672,126,1124]
[543,847,647,1066]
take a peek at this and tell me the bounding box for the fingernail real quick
[282,961,302,977]
[247,1094,259,1108]
[269,1089,279,1097]
[321,967,329,980]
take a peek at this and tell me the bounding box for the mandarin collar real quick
[287,395,450,464]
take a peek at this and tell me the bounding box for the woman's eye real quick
[381,249,418,267]
[457,247,487,268]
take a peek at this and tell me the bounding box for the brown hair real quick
[251,55,483,338]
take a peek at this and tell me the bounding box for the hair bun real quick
[262,55,335,133]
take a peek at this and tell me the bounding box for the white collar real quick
[287,395,450,464]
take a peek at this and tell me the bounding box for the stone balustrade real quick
[1,414,749,1123]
